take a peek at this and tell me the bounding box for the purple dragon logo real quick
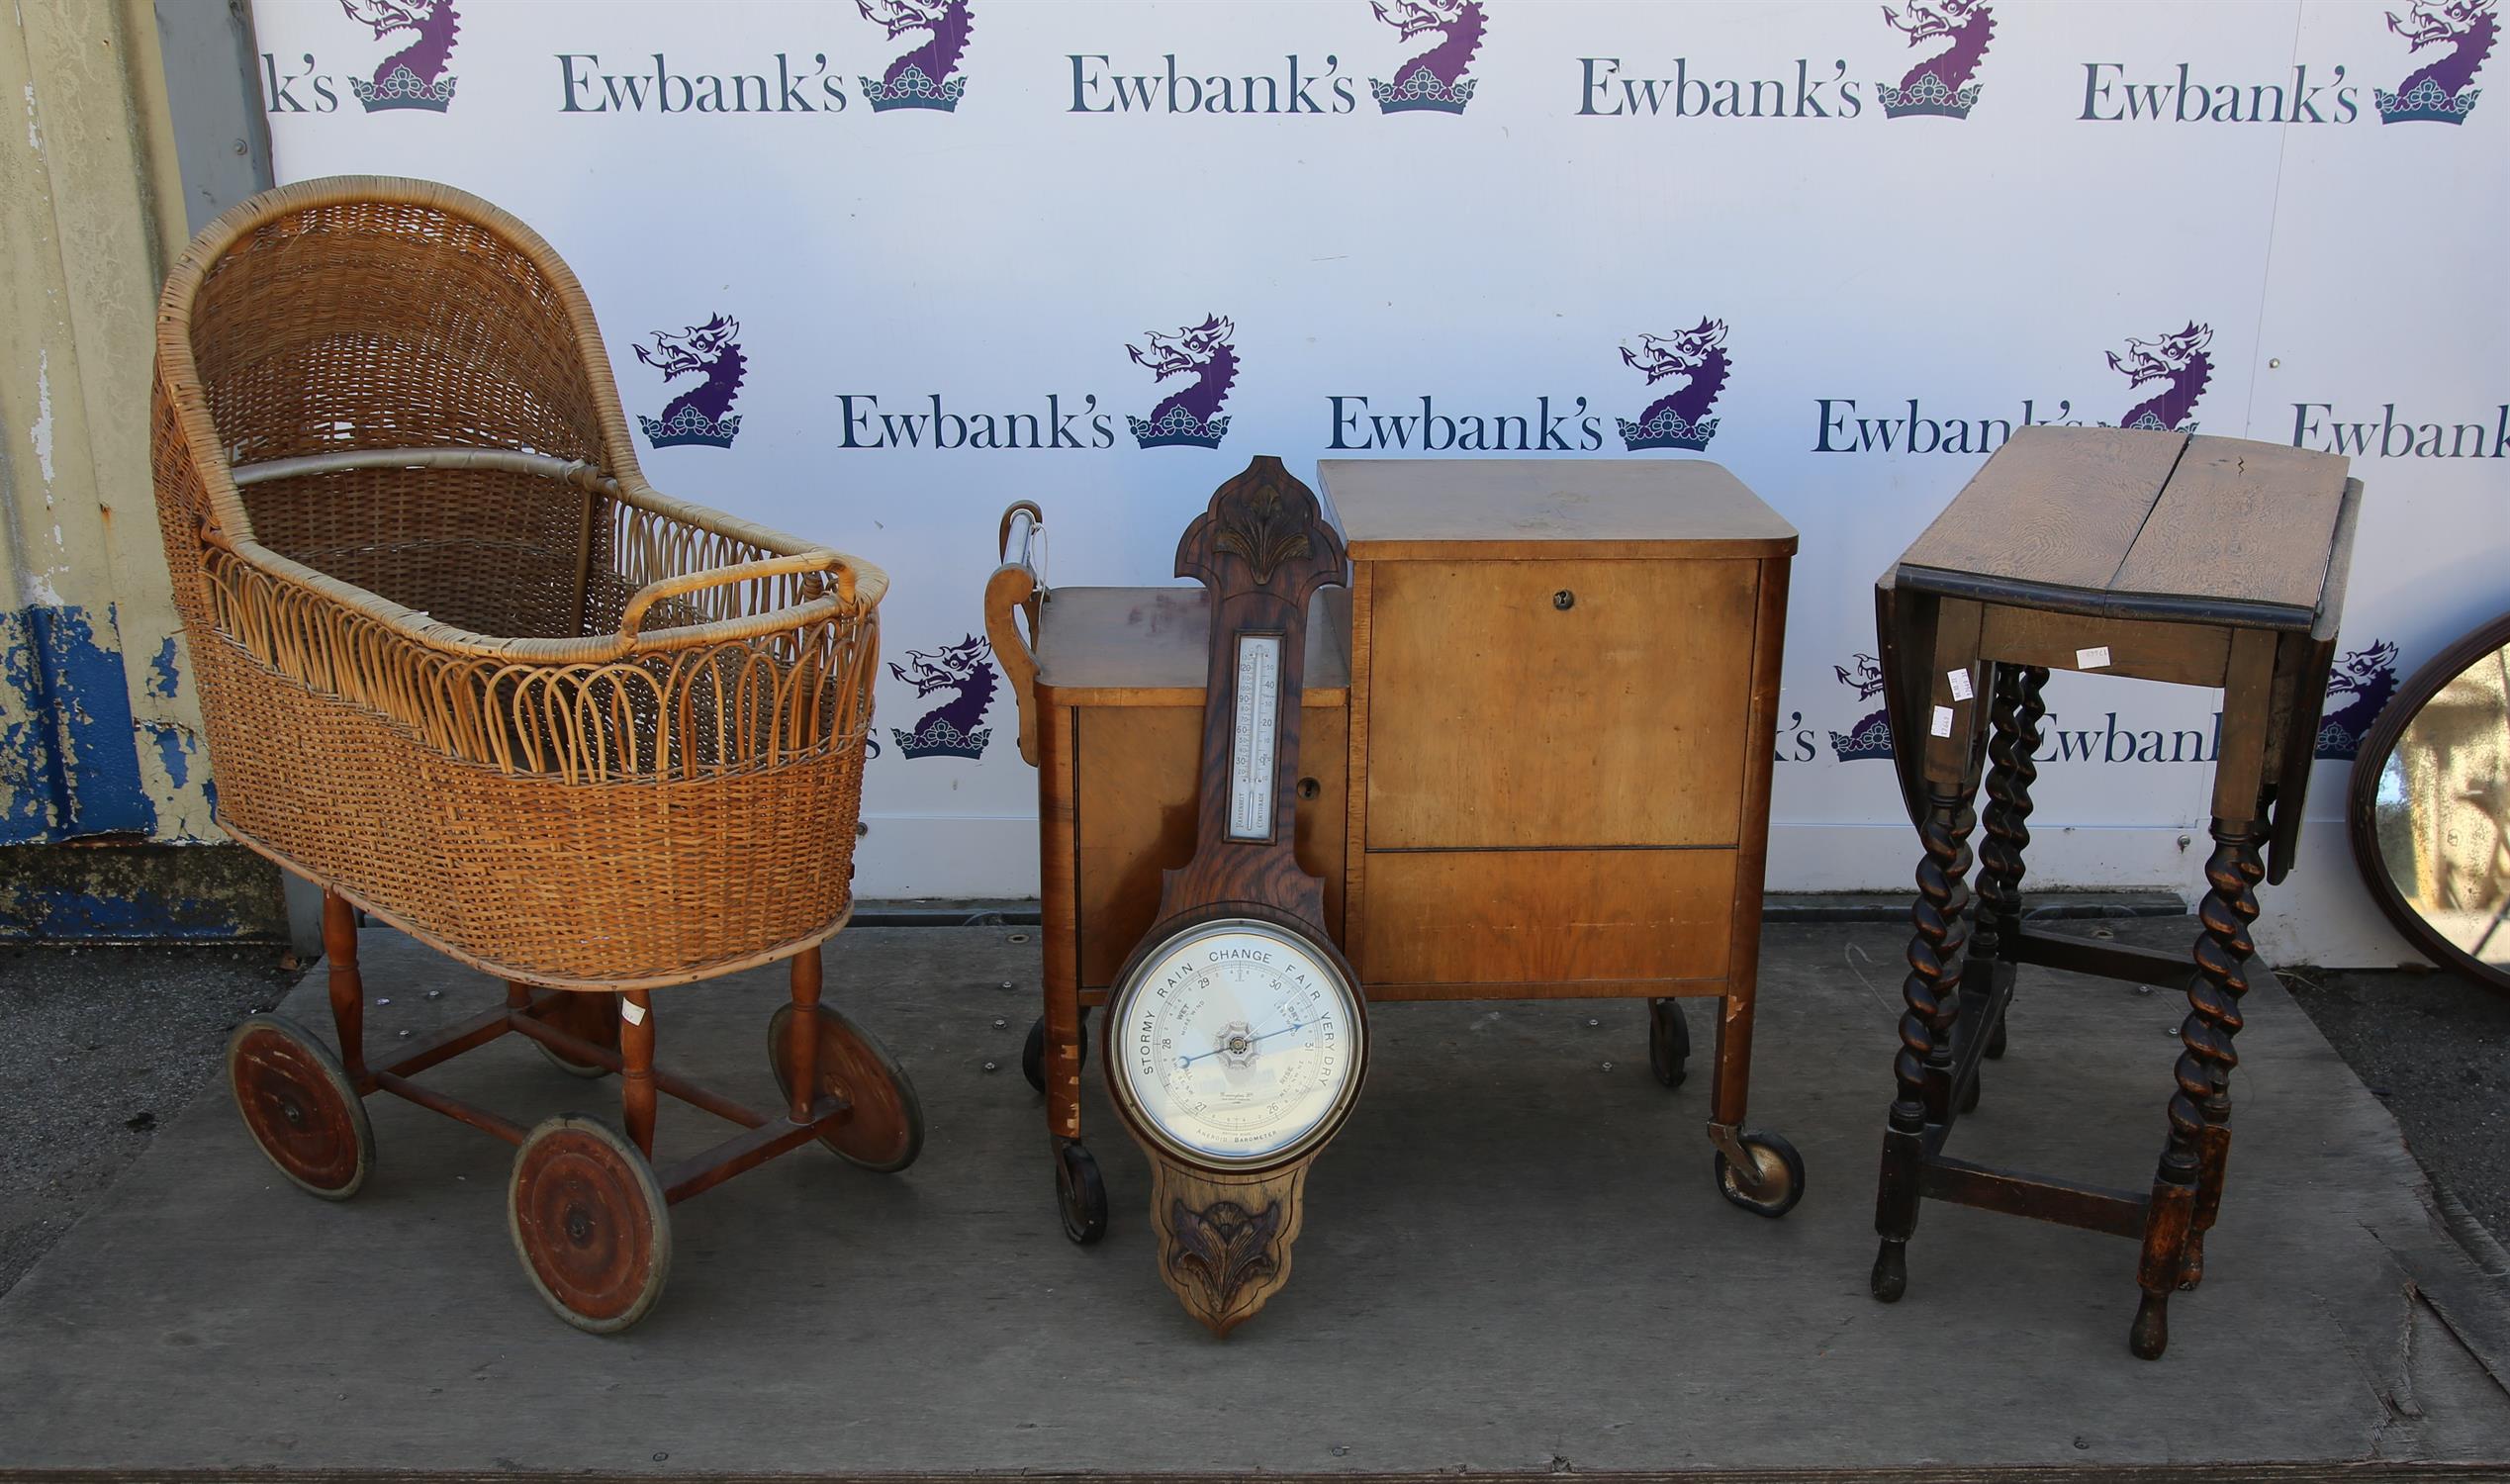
[1830,654,1896,761]
[2378,0,2494,121]
[1878,1,1995,119]
[2105,323,2212,432]
[888,634,995,760]
[1617,319,1732,452]
[1127,316,1238,450]
[2317,640,2402,759]
[857,0,974,113]
[635,315,746,450]
[1368,0,1485,114]
[337,0,458,113]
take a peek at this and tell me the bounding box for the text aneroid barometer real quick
[1103,455,1363,1337]
[1111,917,1363,1169]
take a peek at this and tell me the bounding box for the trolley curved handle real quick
[987,502,1046,767]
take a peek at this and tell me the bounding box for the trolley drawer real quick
[1357,847,1734,987]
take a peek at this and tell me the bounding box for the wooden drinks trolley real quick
[1863,425,2360,1358]
[988,459,1804,1245]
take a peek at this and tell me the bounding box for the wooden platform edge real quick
[0,1462,2497,1483]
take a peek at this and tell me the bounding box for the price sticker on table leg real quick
[1947,668,1974,701]
[621,999,647,1026]
[1930,704,1955,738]
[2077,645,2111,671]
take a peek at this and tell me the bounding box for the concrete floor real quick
[0,919,2504,1478]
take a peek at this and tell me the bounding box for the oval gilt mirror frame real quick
[2347,611,2510,995]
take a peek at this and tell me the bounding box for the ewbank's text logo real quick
[636,315,746,449]
[1879,1,1995,119]
[857,0,974,112]
[2379,0,2494,121]
[1369,0,1485,113]
[2291,402,2510,459]
[1618,320,1731,451]
[1128,316,1239,450]
[887,635,996,760]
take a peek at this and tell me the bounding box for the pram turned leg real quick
[323,890,364,1077]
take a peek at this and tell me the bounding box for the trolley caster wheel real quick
[1646,998,1690,1089]
[1871,1239,1908,1303]
[510,1117,671,1334]
[532,989,619,1079]
[1986,1012,2009,1060]
[1714,1129,1807,1219]
[227,1013,373,1200]
[1055,1139,1108,1246]
[1019,1012,1089,1095]
[770,1002,925,1173]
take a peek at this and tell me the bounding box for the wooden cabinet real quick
[990,459,1805,1224]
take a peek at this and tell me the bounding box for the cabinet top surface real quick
[1892,426,2357,631]
[1318,459,1798,559]
[1034,585,1350,705]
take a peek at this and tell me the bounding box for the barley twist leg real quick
[2130,819,2261,1359]
[1872,784,1977,1303]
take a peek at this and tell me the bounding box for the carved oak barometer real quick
[1102,456,1365,1337]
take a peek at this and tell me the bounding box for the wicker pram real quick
[154,177,919,1332]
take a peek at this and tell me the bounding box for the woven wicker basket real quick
[152,178,884,988]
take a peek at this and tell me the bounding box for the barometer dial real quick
[1109,918,1364,1169]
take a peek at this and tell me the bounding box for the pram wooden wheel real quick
[1054,1137,1107,1246]
[768,1003,925,1172]
[509,1116,671,1334]
[1646,998,1691,1088]
[227,1014,373,1200]
[1714,1129,1806,1219]
[532,989,619,1079]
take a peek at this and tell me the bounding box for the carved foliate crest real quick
[1176,455,1347,599]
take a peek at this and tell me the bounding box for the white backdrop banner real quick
[248,0,2506,966]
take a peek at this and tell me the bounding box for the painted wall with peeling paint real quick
[1,0,213,849]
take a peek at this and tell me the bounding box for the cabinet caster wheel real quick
[1986,1012,2009,1060]
[769,1003,925,1172]
[509,1116,671,1334]
[1714,1129,1806,1218]
[1646,998,1690,1089]
[1055,1139,1108,1246]
[228,1014,373,1200]
[532,990,618,1078]
[1020,1011,1089,1095]
[1872,1240,1907,1302]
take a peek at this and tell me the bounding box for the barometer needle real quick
[1176,1021,1305,1067]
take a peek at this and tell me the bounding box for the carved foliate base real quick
[1146,1159,1310,1338]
